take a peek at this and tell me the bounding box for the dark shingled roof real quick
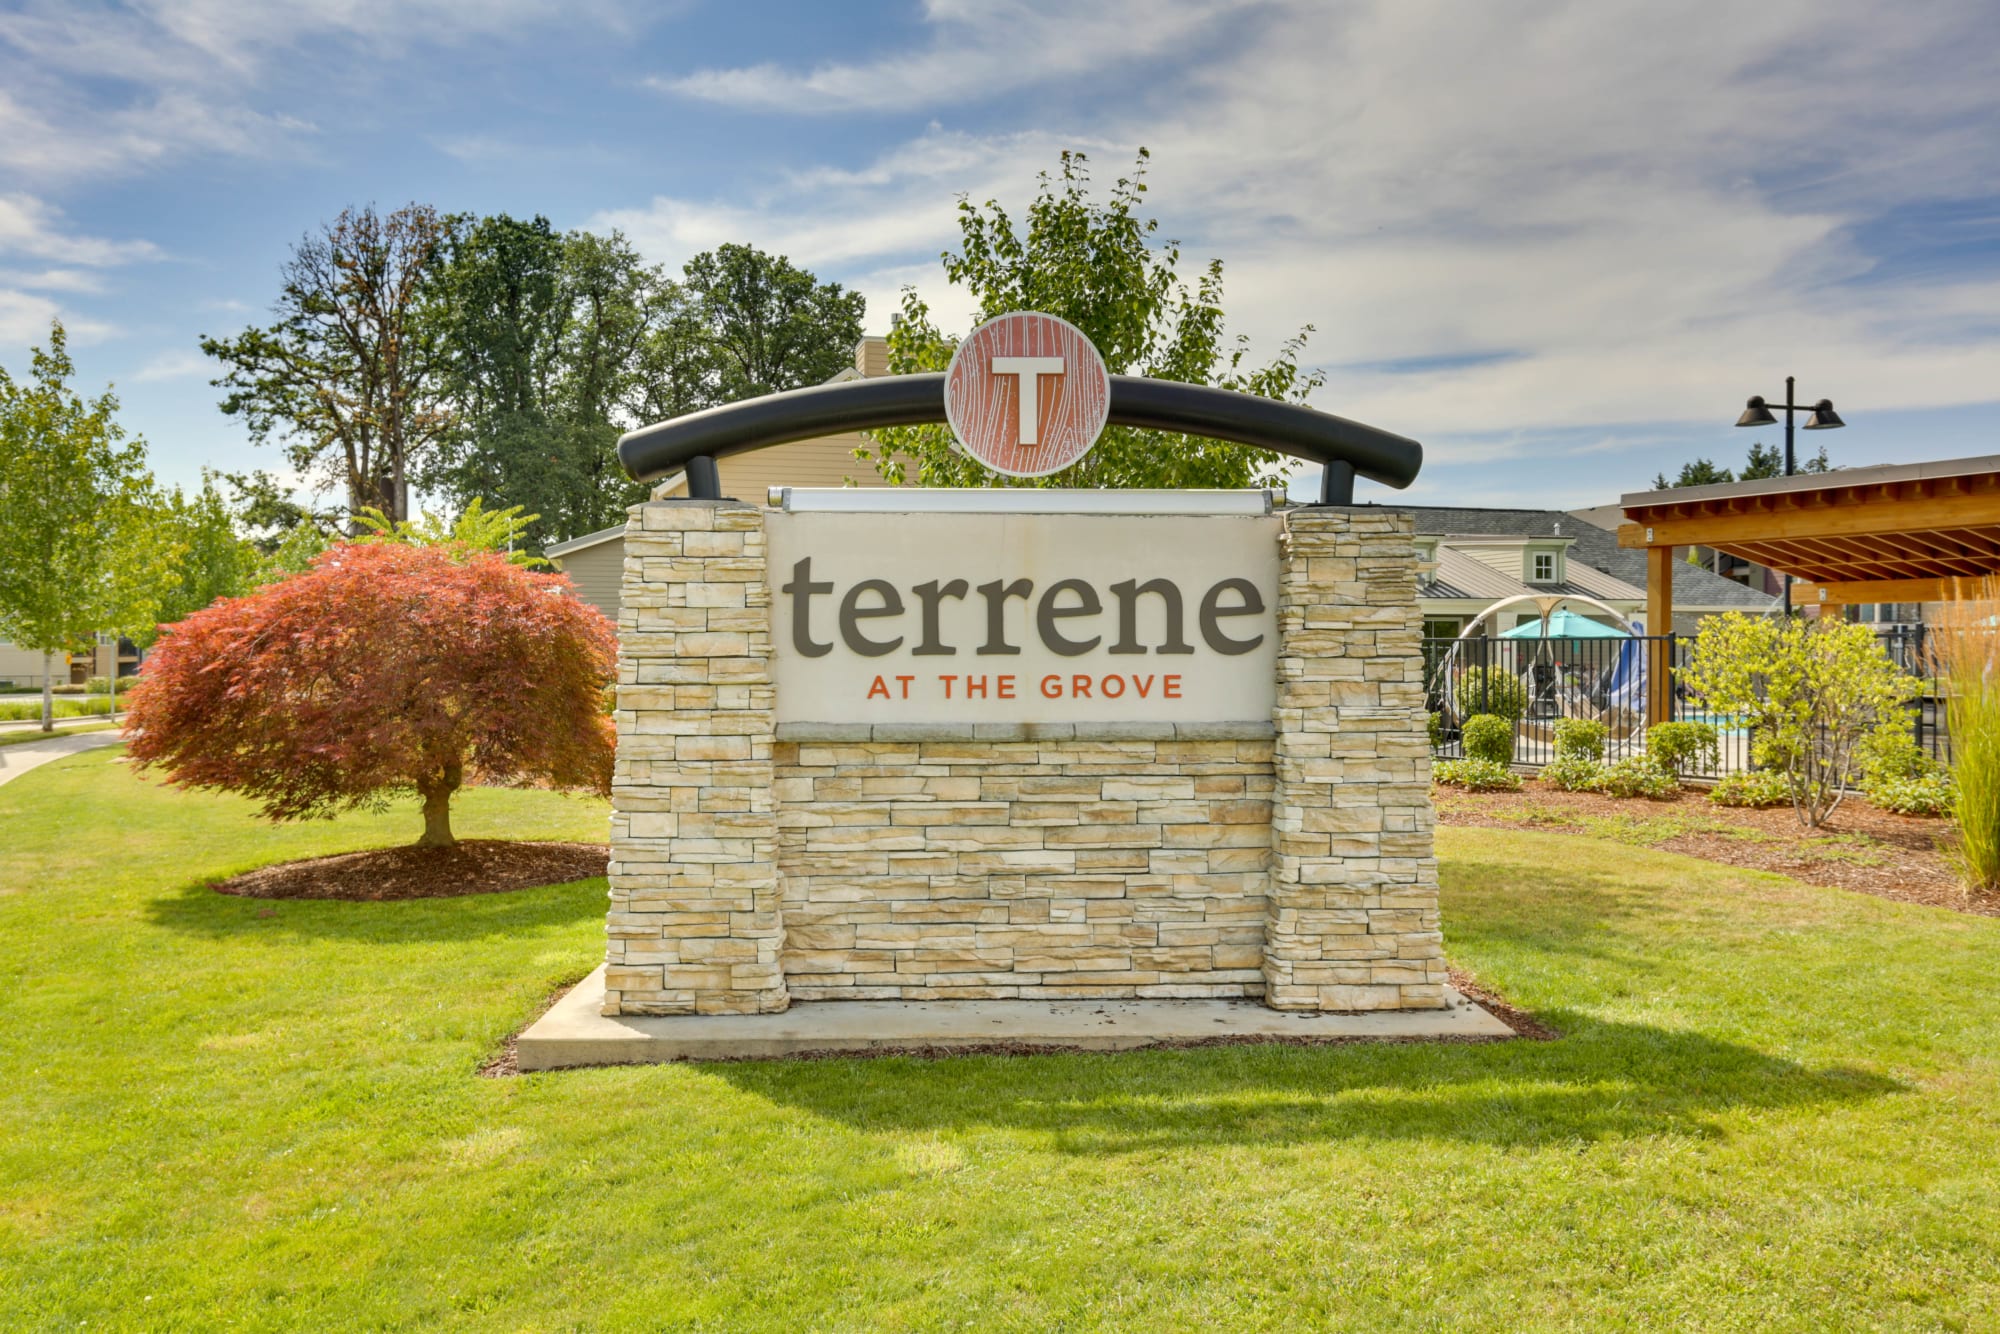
[1325,505,1779,610]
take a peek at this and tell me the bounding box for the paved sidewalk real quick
[0,712,124,734]
[0,730,124,789]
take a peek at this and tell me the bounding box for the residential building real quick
[1329,505,1778,637]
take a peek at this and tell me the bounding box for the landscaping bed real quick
[1433,779,1987,915]
[211,839,609,901]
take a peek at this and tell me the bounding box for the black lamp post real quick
[1734,374,1845,616]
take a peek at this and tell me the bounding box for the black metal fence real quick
[1424,628,1949,777]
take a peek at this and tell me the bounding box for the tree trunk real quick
[414,760,463,848]
[40,652,54,733]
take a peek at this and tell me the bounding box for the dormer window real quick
[1529,551,1557,583]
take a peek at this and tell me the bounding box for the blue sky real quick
[4,0,1998,511]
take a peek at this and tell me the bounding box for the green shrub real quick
[1646,721,1719,774]
[1460,713,1514,765]
[84,676,111,694]
[1432,758,1521,792]
[0,697,113,722]
[1541,754,1604,792]
[1453,667,1526,723]
[49,683,87,696]
[1427,711,1443,750]
[1869,772,1956,818]
[1709,769,1791,808]
[1857,728,1937,787]
[1595,755,1678,800]
[1552,717,1607,761]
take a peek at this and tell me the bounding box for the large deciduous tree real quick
[856,149,1322,490]
[432,225,864,549]
[202,203,455,529]
[0,321,167,730]
[125,542,617,848]
[429,215,665,549]
[678,243,866,403]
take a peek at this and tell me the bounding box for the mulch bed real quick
[211,840,608,901]
[1434,780,1999,917]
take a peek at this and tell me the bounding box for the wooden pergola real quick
[1618,454,2000,722]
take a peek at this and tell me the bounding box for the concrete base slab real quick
[516,966,1514,1070]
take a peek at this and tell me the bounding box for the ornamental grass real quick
[1932,578,2000,896]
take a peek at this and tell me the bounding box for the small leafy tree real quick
[0,321,170,730]
[856,149,1321,490]
[140,480,257,648]
[1679,612,1914,827]
[353,497,546,566]
[125,542,616,848]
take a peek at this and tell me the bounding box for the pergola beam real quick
[1792,576,1976,605]
[1617,490,2000,549]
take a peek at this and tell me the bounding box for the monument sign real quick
[596,313,1448,1024]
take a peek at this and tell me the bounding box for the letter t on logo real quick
[990,357,1065,445]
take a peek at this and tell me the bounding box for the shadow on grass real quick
[144,875,605,944]
[709,1018,1900,1153]
[707,854,1908,1152]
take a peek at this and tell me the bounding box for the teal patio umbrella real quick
[1501,609,1629,639]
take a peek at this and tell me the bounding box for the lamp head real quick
[1804,399,1845,430]
[1735,395,1777,428]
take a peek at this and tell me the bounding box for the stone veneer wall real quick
[775,733,1275,1001]
[603,500,1445,1016]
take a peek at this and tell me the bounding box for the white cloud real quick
[634,0,2000,471]
[0,0,637,184]
[0,194,158,267]
[0,267,105,293]
[0,287,115,346]
[657,0,1261,113]
[133,349,211,383]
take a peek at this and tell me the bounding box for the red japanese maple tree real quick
[125,541,618,848]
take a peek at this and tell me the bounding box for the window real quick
[1530,551,1556,583]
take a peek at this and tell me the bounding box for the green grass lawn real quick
[4,748,1998,1330]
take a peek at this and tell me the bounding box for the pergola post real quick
[1646,544,1674,727]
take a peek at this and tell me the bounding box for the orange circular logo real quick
[944,312,1110,478]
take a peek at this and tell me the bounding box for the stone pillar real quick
[604,500,787,1016]
[1264,509,1446,1011]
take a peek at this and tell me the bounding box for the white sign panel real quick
[765,511,1280,724]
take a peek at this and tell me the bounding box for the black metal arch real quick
[615,373,1422,504]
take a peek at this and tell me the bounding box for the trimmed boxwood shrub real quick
[1646,721,1719,774]
[1427,710,1444,750]
[1461,713,1515,765]
[1552,718,1607,761]
[1433,758,1521,792]
[1453,667,1526,723]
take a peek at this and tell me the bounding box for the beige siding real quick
[553,541,625,623]
[649,431,913,502]
[0,642,48,686]
[719,430,890,497]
